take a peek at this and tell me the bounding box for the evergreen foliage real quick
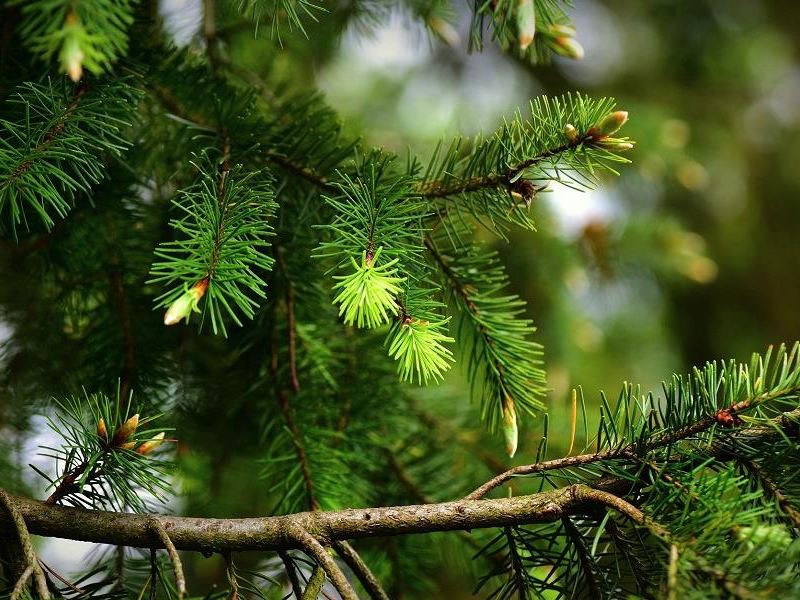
[0,76,139,234]
[149,157,277,335]
[0,1,797,599]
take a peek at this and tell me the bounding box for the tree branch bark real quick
[3,484,616,554]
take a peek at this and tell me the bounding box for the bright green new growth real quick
[11,0,135,80]
[332,249,405,328]
[386,317,455,384]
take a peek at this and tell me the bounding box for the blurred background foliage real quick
[281,0,800,457]
[2,0,800,596]
[202,0,800,465]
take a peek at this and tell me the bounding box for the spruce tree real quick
[1,1,799,599]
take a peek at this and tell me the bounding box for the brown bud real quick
[111,414,139,447]
[136,432,166,455]
[508,179,543,209]
[118,441,136,451]
[97,418,108,443]
[564,123,578,143]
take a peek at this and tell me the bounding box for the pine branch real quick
[470,0,584,64]
[426,236,545,455]
[561,516,603,599]
[279,550,304,600]
[0,77,139,234]
[723,453,800,530]
[12,0,135,79]
[149,154,277,336]
[468,350,800,499]
[414,94,632,234]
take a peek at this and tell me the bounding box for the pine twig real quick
[151,519,187,600]
[223,551,239,600]
[149,548,158,600]
[40,559,86,594]
[467,396,800,500]
[732,455,800,530]
[333,540,390,600]
[603,515,655,597]
[288,525,357,600]
[270,325,318,510]
[0,489,50,600]
[10,566,34,600]
[279,550,304,600]
[274,242,300,394]
[301,564,326,599]
[561,516,602,600]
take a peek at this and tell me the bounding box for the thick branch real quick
[4,484,618,553]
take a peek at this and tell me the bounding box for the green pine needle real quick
[149,155,277,336]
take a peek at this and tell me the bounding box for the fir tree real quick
[1,1,798,599]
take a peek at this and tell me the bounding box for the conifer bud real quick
[428,17,459,47]
[97,418,108,444]
[508,179,540,209]
[552,36,584,60]
[502,397,518,458]
[118,441,137,450]
[564,123,578,143]
[598,140,634,151]
[61,13,84,82]
[112,414,139,447]
[516,0,536,51]
[590,111,629,138]
[164,279,209,326]
[136,432,166,455]
[548,24,576,38]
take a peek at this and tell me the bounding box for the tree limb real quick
[3,484,619,554]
